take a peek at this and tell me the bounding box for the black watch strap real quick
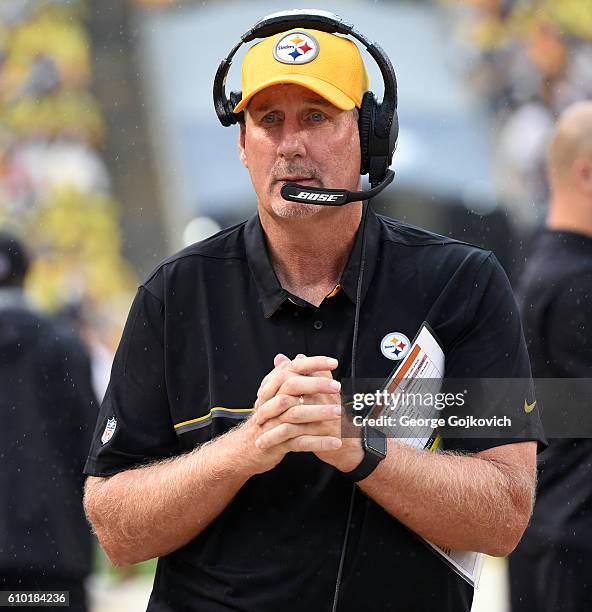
[345,426,387,482]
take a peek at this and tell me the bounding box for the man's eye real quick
[262,113,278,124]
[309,112,325,122]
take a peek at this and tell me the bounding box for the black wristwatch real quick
[345,425,387,482]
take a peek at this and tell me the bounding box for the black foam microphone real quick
[280,169,394,206]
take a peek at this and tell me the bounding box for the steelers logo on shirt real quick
[380,332,411,361]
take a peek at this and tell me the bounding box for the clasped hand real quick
[247,353,363,474]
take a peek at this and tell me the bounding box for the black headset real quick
[213,8,399,188]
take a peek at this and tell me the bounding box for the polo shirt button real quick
[313,320,323,330]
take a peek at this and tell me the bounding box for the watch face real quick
[365,426,387,457]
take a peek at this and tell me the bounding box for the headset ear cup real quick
[358,92,375,176]
[229,91,244,124]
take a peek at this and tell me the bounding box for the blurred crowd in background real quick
[453,0,592,223]
[0,0,591,610]
[0,0,137,399]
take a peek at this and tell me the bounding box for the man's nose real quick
[277,118,306,159]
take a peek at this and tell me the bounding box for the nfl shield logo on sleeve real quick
[101,417,117,445]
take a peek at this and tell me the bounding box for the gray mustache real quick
[271,164,321,181]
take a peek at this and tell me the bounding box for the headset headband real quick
[213,9,397,135]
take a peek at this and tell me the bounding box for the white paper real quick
[378,323,484,588]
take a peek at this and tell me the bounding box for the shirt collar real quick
[339,206,380,304]
[244,214,289,318]
[244,206,381,318]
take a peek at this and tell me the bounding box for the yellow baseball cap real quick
[233,28,370,114]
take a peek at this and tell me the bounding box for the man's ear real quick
[238,122,248,168]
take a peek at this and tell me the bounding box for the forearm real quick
[84,430,252,566]
[358,440,535,556]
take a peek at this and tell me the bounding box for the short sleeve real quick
[442,253,547,454]
[84,285,179,477]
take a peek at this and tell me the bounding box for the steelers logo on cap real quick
[273,31,319,65]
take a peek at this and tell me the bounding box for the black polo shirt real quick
[84,208,544,612]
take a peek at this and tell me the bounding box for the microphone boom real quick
[281,170,394,205]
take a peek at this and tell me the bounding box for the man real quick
[84,19,544,611]
[0,231,98,611]
[509,101,592,611]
